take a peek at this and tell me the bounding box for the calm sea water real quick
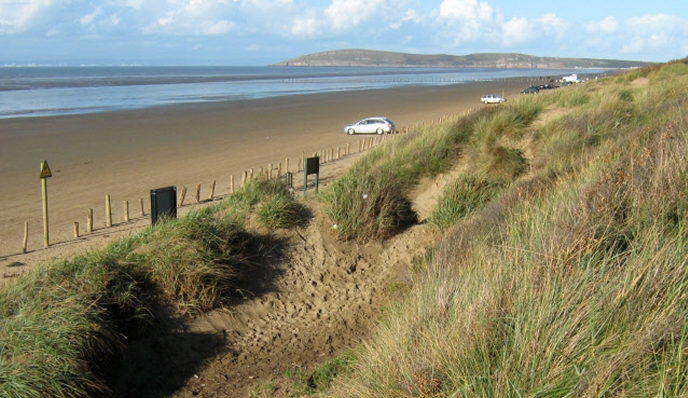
[0,66,607,119]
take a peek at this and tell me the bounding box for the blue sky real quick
[1,0,687,66]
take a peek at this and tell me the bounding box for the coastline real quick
[0,78,530,266]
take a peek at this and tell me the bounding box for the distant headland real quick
[271,49,654,69]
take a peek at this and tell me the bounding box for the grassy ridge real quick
[322,59,688,396]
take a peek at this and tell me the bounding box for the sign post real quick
[303,156,320,196]
[40,160,53,248]
[150,186,177,225]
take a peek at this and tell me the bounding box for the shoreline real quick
[0,78,531,266]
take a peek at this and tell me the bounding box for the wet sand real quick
[0,78,532,261]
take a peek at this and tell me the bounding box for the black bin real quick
[150,186,177,225]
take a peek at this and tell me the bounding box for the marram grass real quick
[323,60,688,397]
[0,178,299,397]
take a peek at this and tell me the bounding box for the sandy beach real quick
[0,78,532,268]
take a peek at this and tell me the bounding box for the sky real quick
[1,0,687,66]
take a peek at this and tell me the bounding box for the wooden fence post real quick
[105,195,112,228]
[87,208,93,233]
[178,186,187,207]
[208,180,216,201]
[22,222,28,253]
[195,184,201,203]
[140,198,145,217]
[74,222,79,238]
[124,200,129,222]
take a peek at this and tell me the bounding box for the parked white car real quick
[344,117,396,135]
[481,95,507,104]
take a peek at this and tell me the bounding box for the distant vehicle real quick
[538,84,559,90]
[562,74,581,84]
[522,86,540,94]
[481,95,507,104]
[344,117,396,135]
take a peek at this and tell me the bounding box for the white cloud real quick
[390,9,423,30]
[501,17,536,46]
[539,13,568,39]
[0,0,56,33]
[324,0,385,31]
[141,1,242,35]
[435,0,499,44]
[237,0,293,12]
[286,0,396,38]
[586,16,620,34]
[125,0,146,10]
[627,14,683,33]
[290,11,322,38]
[438,0,493,21]
[500,13,567,47]
[620,14,687,56]
[200,20,235,35]
[80,7,104,26]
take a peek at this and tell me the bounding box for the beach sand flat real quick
[0,79,530,270]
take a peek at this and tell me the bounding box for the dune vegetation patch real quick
[324,58,688,398]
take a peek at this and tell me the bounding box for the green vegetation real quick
[428,175,504,231]
[282,353,356,395]
[322,59,688,396]
[0,177,300,397]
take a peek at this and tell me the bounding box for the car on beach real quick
[522,86,540,94]
[481,95,507,104]
[538,84,559,90]
[344,117,396,135]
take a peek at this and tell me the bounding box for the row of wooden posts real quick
[22,131,414,253]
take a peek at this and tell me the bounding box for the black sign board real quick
[305,156,320,175]
[151,186,177,225]
[303,156,320,195]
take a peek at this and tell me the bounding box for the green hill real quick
[272,48,655,69]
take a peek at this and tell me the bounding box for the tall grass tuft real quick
[428,175,505,231]
[323,170,417,242]
[133,207,263,312]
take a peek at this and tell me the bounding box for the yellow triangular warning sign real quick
[40,160,52,179]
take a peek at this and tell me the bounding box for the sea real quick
[0,65,610,119]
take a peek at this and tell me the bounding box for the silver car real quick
[344,117,396,135]
[481,95,507,104]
